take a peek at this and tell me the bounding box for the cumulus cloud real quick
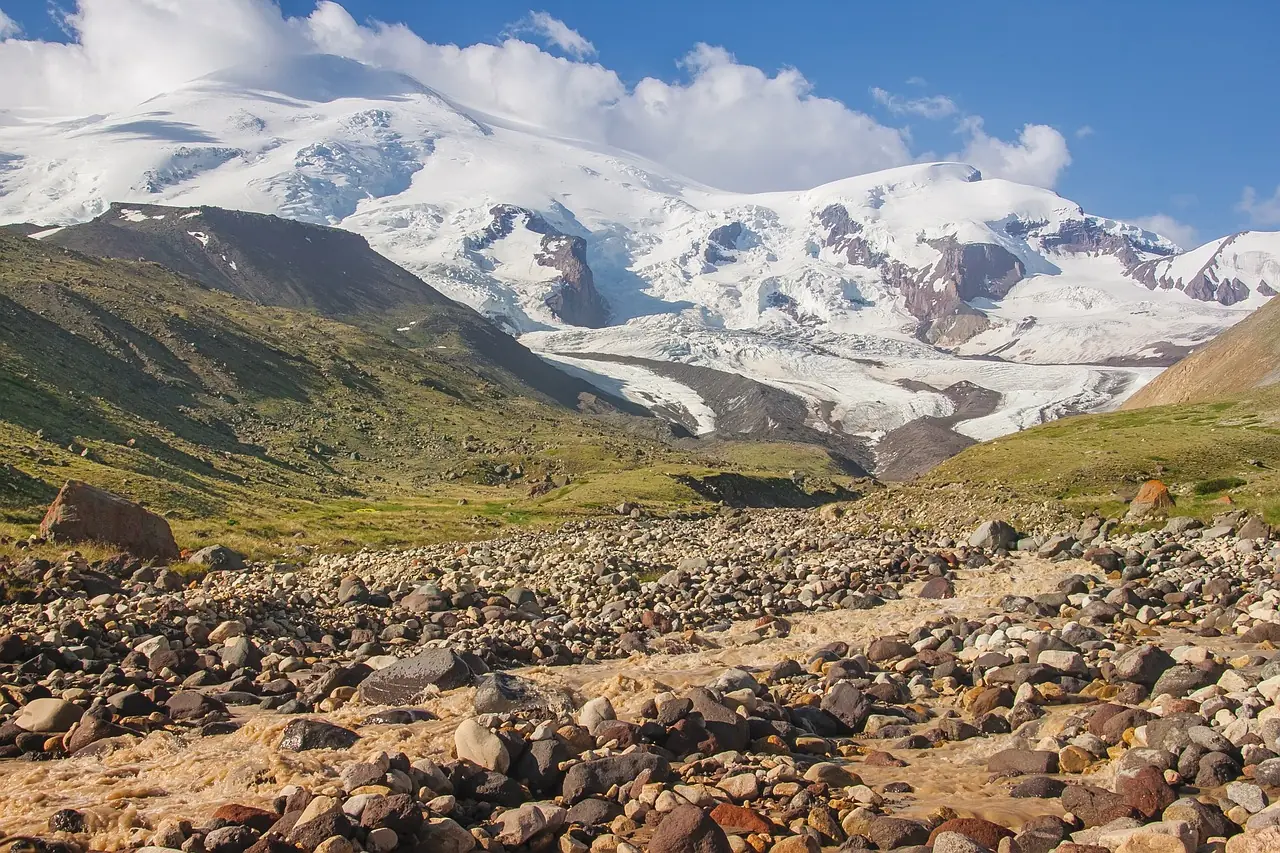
[0,10,20,39]
[870,86,958,119]
[506,11,595,59]
[0,0,1072,192]
[1133,214,1199,250]
[955,117,1072,189]
[1238,185,1280,227]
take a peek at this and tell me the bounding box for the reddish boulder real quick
[928,817,1014,849]
[709,803,774,835]
[40,480,178,560]
[1126,480,1175,520]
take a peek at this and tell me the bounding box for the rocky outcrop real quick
[471,204,609,328]
[703,222,750,264]
[537,234,609,328]
[39,480,179,560]
[820,204,1024,344]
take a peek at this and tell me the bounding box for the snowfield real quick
[1,53,1276,469]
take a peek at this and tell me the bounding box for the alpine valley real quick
[4,54,1280,478]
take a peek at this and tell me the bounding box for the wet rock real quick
[279,719,360,752]
[357,649,473,704]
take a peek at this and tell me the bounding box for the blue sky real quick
[2,0,1278,244]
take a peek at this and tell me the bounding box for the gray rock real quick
[357,649,473,705]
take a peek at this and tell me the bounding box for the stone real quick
[454,719,510,773]
[1227,826,1280,853]
[969,520,1018,550]
[648,804,732,853]
[866,637,914,662]
[1113,645,1175,687]
[360,794,423,836]
[40,479,180,559]
[1127,480,1175,520]
[14,698,83,733]
[421,818,476,853]
[988,749,1058,775]
[867,816,929,849]
[494,803,564,847]
[357,649,473,704]
[1229,782,1269,814]
[767,837,818,853]
[279,719,359,752]
[1061,784,1141,828]
[932,833,990,853]
[820,682,871,733]
[1116,766,1176,818]
[189,545,245,571]
[709,804,773,836]
[717,773,759,801]
[578,697,616,733]
[474,672,570,715]
[927,818,1013,850]
[566,754,668,805]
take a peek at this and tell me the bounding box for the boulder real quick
[561,752,670,803]
[357,649,473,705]
[969,520,1018,551]
[15,698,83,733]
[189,545,245,571]
[279,719,359,751]
[40,480,179,560]
[648,804,732,853]
[454,719,509,773]
[1126,480,1175,520]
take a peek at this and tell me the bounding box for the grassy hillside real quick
[890,387,1280,529]
[0,233,850,557]
[1124,294,1280,408]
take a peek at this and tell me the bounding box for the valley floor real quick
[2,504,1280,852]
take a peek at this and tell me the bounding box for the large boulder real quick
[188,545,245,571]
[40,480,179,560]
[357,649,474,705]
[969,519,1018,551]
[1126,480,1175,520]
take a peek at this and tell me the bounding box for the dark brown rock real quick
[648,804,731,853]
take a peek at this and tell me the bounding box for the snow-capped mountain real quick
[3,54,1278,474]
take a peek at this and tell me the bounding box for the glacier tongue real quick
[0,53,1276,472]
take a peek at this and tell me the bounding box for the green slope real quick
[0,233,849,556]
[895,387,1280,528]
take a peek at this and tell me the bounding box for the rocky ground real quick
[3,503,1280,853]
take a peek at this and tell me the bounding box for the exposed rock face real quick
[820,204,1024,344]
[39,480,179,560]
[704,222,751,265]
[537,234,609,328]
[472,204,609,328]
[1128,234,1252,306]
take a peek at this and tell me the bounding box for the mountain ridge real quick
[2,53,1278,464]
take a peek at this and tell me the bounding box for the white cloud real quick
[0,10,19,39]
[905,76,927,87]
[870,86,958,119]
[1238,185,1280,227]
[1132,214,1199,250]
[955,117,1071,189]
[1075,125,1094,138]
[507,11,595,59]
[0,0,1072,193]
